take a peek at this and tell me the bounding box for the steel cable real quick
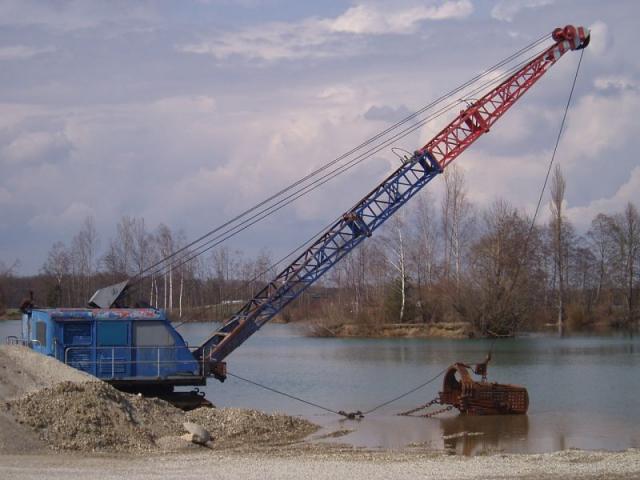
[141,42,553,286]
[132,34,551,285]
[488,47,585,345]
[227,367,448,418]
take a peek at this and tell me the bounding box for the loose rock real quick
[184,406,318,449]
[183,421,212,445]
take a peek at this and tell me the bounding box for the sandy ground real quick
[1,448,640,480]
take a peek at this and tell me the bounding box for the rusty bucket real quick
[438,358,528,415]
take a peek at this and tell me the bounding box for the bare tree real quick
[70,216,99,303]
[409,190,440,322]
[608,202,640,333]
[102,216,136,277]
[342,240,375,318]
[468,199,542,335]
[441,165,474,296]
[155,224,175,311]
[588,213,615,304]
[549,165,568,336]
[412,191,439,285]
[0,260,19,313]
[42,242,71,306]
[380,213,412,322]
[569,238,597,316]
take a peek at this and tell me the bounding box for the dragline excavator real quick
[16,26,590,408]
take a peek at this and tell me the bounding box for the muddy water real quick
[2,320,639,455]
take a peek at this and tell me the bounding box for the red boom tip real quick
[552,25,590,50]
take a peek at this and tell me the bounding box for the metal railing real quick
[5,336,40,348]
[4,337,212,380]
[63,345,206,380]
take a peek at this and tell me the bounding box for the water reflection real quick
[440,415,530,455]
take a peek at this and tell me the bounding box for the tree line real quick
[1,165,638,336]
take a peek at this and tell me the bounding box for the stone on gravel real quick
[184,407,318,449]
[183,422,211,445]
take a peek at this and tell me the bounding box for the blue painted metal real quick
[195,152,442,363]
[22,308,203,383]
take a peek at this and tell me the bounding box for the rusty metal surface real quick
[438,359,529,415]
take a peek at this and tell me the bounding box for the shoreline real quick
[1,315,621,340]
[2,447,639,480]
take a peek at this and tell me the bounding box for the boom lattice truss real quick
[195,25,590,378]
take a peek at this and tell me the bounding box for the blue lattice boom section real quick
[194,24,591,375]
[195,152,442,364]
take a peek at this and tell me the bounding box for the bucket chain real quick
[398,397,455,418]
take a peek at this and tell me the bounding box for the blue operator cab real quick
[21,307,206,392]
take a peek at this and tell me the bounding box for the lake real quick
[2,319,639,455]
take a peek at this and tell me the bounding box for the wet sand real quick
[2,448,640,480]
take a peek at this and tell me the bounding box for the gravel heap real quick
[185,407,318,449]
[6,379,317,453]
[7,381,183,452]
[0,345,93,402]
[0,345,317,453]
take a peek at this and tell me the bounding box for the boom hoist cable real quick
[112,36,553,295]
[91,35,559,311]
[487,47,586,343]
[133,39,557,289]
[134,34,550,275]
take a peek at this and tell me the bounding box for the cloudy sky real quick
[1,0,638,274]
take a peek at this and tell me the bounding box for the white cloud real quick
[327,1,472,34]
[178,1,473,61]
[566,166,640,228]
[28,202,96,231]
[179,19,343,61]
[594,75,639,91]
[0,187,12,205]
[150,95,216,114]
[1,0,639,274]
[587,21,610,57]
[0,45,55,60]
[560,89,640,166]
[491,0,554,22]
[2,131,73,166]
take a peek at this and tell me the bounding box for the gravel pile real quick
[0,345,93,402]
[185,407,318,449]
[5,377,317,453]
[7,381,183,452]
[0,345,317,453]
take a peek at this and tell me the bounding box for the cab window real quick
[133,322,175,347]
[97,321,129,346]
[35,321,47,345]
